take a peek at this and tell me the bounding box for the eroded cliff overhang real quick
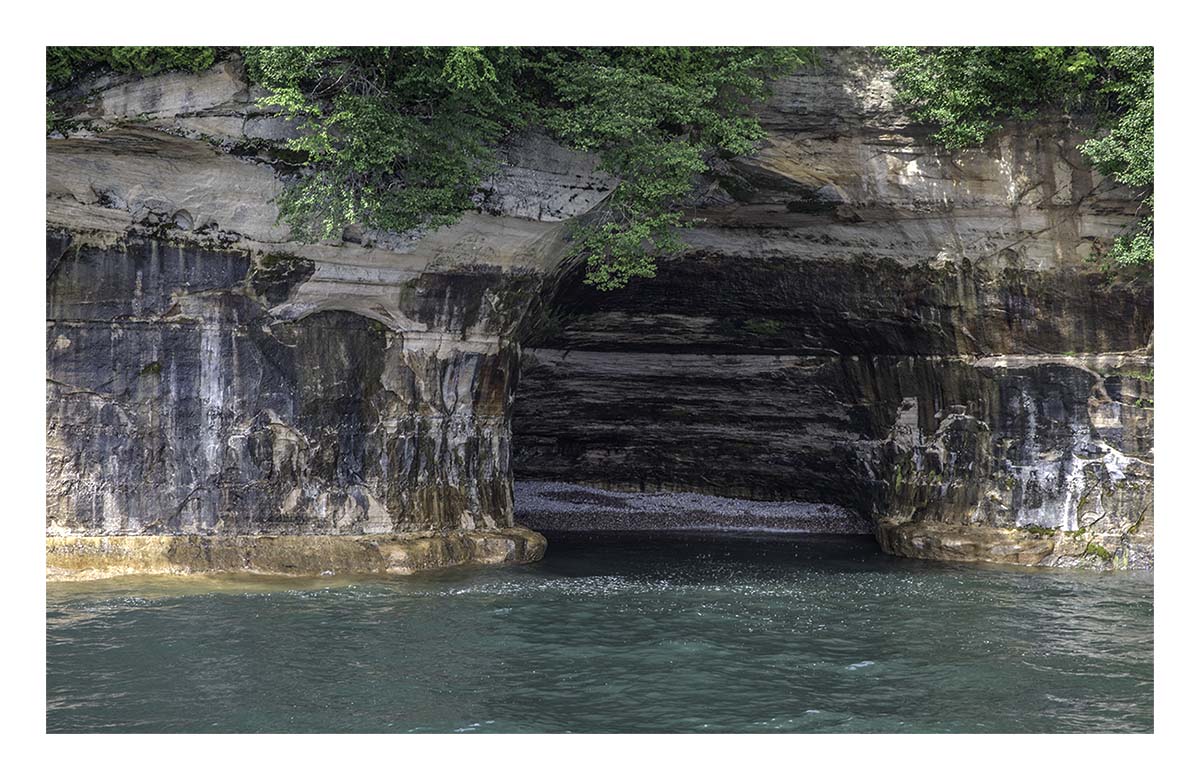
[46,48,1153,570]
[509,48,1153,568]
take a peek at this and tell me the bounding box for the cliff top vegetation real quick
[48,46,808,290]
[880,46,1153,269]
[47,46,1152,285]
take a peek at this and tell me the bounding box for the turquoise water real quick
[46,533,1153,733]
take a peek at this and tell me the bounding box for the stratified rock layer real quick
[512,49,1153,568]
[46,56,604,558]
[47,49,1152,573]
[46,527,546,581]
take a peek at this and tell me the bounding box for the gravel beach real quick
[514,481,873,534]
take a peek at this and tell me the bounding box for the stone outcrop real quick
[511,48,1153,568]
[46,527,546,581]
[47,49,1153,575]
[46,57,602,576]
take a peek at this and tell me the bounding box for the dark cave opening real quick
[506,260,883,537]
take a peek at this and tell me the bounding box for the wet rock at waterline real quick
[46,528,547,581]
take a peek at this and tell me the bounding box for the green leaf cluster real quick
[533,48,805,289]
[242,46,531,242]
[47,46,217,87]
[878,46,1153,268]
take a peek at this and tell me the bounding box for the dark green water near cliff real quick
[46,533,1153,733]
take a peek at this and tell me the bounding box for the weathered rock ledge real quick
[46,527,547,581]
[875,517,1150,570]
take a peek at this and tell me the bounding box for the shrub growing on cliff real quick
[47,46,217,87]
[241,46,809,289]
[879,46,1153,268]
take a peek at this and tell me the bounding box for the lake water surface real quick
[46,532,1153,733]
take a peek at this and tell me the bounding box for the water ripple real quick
[47,533,1152,733]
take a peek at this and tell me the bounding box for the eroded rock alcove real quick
[510,49,1153,568]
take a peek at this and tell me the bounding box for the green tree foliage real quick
[879,46,1153,268]
[241,47,531,244]
[531,48,805,289]
[47,46,217,87]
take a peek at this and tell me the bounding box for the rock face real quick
[47,233,536,536]
[511,49,1153,568]
[46,57,607,561]
[47,49,1153,574]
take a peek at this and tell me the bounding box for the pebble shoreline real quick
[514,481,873,534]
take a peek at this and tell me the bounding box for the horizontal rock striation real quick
[46,57,606,561]
[47,49,1153,573]
[512,48,1153,568]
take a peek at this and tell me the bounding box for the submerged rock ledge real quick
[876,518,1150,570]
[46,527,546,581]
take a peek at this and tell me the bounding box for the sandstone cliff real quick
[512,49,1153,568]
[46,48,1153,574]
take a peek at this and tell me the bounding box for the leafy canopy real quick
[878,46,1153,268]
[47,47,217,87]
